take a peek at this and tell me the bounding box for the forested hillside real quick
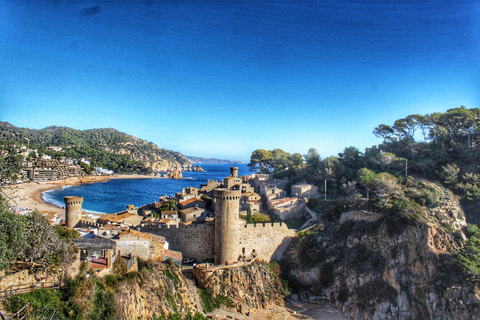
[0,122,191,174]
[250,106,480,223]
[248,106,480,319]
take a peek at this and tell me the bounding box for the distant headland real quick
[185,156,243,164]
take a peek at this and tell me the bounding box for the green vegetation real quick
[9,260,200,320]
[457,224,480,275]
[0,121,190,174]
[54,225,81,239]
[0,206,74,272]
[267,261,291,295]
[153,312,209,320]
[239,212,271,223]
[249,106,480,228]
[10,263,116,320]
[199,290,231,313]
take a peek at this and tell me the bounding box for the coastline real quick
[1,175,117,217]
[1,181,65,216]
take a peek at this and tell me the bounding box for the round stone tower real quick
[230,167,239,178]
[64,196,83,229]
[214,188,241,265]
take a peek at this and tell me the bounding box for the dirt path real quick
[207,300,347,320]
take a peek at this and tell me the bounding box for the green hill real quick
[0,122,191,174]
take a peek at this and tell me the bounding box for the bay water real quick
[43,163,252,214]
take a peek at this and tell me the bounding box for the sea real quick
[43,163,253,214]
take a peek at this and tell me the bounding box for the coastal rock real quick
[282,180,479,320]
[114,261,202,319]
[165,169,183,179]
[201,261,286,314]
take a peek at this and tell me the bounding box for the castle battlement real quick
[141,223,214,230]
[78,220,102,228]
[64,196,83,205]
[243,222,286,229]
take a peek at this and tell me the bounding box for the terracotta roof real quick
[118,229,165,243]
[179,198,204,206]
[164,249,182,261]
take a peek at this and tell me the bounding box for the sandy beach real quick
[1,181,65,216]
[0,174,171,217]
[1,175,123,216]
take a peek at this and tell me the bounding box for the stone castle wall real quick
[239,222,296,261]
[140,223,215,262]
[140,221,295,264]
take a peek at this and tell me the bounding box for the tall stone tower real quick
[64,196,83,228]
[231,167,239,178]
[214,188,241,265]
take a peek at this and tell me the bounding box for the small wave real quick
[184,177,196,180]
[42,191,107,214]
[82,208,107,215]
[42,192,65,208]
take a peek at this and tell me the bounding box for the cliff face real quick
[201,261,287,314]
[114,262,203,320]
[282,181,480,319]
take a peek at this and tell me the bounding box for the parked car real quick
[183,258,195,264]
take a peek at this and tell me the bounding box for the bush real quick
[239,213,271,223]
[10,288,67,320]
[90,290,116,320]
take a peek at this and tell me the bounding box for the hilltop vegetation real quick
[250,106,480,223]
[248,106,480,318]
[0,122,191,174]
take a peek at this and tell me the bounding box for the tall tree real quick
[357,168,377,200]
[248,149,273,173]
[271,149,291,172]
[304,148,322,171]
[373,124,394,142]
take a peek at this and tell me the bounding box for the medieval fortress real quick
[65,167,318,265]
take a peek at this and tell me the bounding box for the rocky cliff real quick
[281,180,480,319]
[200,261,287,315]
[114,261,203,319]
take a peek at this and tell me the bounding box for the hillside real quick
[0,122,191,174]
[246,106,480,319]
[281,179,478,319]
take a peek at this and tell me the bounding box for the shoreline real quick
[1,176,118,217]
[2,170,208,217]
[1,181,65,216]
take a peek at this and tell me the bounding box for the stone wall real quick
[272,201,306,220]
[140,223,215,262]
[238,222,296,262]
[0,270,62,291]
[116,239,151,260]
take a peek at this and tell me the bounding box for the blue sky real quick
[1,0,479,162]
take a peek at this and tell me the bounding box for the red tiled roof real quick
[164,249,182,261]
[179,198,203,206]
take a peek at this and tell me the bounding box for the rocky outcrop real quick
[165,169,183,179]
[53,176,110,186]
[282,181,479,319]
[114,262,202,319]
[201,261,286,314]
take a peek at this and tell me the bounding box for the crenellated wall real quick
[139,221,295,263]
[140,223,215,262]
[239,222,296,261]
